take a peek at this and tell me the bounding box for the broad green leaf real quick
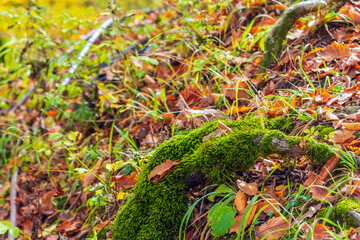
[0,221,12,234]
[9,227,20,238]
[207,202,236,237]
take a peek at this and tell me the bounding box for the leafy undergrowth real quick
[2,0,360,239]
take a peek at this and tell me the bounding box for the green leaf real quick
[207,202,236,237]
[137,56,159,66]
[9,227,20,237]
[208,184,235,202]
[0,221,12,234]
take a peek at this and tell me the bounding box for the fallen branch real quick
[259,0,333,72]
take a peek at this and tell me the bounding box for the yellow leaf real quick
[117,191,126,200]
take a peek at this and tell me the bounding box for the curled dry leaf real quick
[148,159,180,183]
[236,180,258,196]
[256,216,289,240]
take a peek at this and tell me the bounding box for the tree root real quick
[259,0,333,72]
[112,117,334,239]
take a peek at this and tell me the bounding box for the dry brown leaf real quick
[82,160,102,188]
[161,113,174,124]
[229,204,257,234]
[203,120,232,141]
[319,156,338,181]
[257,196,281,215]
[256,216,289,240]
[148,159,179,182]
[223,76,250,100]
[302,223,335,240]
[56,220,83,235]
[93,220,109,232]
[342,122,360,131]
[202,129,226,142]
[218,120,233,132]
[225,106,252,115]
[113,171,138,189]
[332,129,355,143]
[234,190,247,213]
[304,172,331,200]
[237,180,258,196]
[40,190,56,213]
[325,112,339,121]
[317,42,350,60]
[338,82,360,104]
[264,178,277,199]
[295,203,322,222]
[339,4,360,25]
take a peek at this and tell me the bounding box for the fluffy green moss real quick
[320,198,360,228]
[112,117,334,239]
[314,125,334,140]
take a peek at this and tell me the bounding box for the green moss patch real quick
[112,117,335,239]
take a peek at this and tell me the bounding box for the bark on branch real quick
[259,0,333,72]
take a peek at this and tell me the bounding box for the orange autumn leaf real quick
[317,42,350,60]
[319,156,338,181]
[225,106,252,115]
[257,196,281,215]
[234,190,247,213]
[47,110,58,117]
[302,223,335,240]
[148,159,180,182]
[342,122,360,131]
[268,107,284,118]
[229,204,257,234]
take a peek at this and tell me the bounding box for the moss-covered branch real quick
[112,117,334,239]
[259,0,333,72]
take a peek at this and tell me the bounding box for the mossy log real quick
[113,117,334,239]
[259,0,333,72]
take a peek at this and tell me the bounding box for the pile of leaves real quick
[3,0,360,239]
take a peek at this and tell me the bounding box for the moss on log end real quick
[320,198,360,228]
[112,117,335,239]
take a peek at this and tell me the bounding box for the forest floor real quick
[2,0,360,239]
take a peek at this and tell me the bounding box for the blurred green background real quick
[0,0,157,36]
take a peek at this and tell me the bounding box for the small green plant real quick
[0,221,30,239]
